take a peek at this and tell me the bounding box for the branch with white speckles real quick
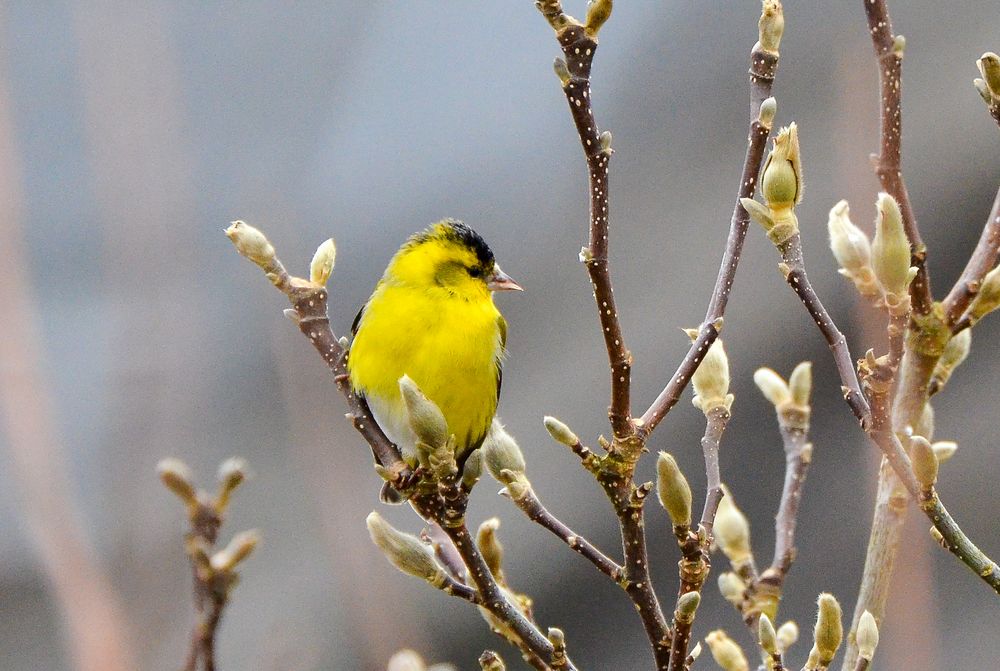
[861,0,932,314]
[637,6,781,438]
[943,185,1000,329]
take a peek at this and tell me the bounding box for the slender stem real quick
[699,407,730,534]
[862,0,932,314]
[943,185,1000,326]
[639,43,779,438]
[512,488,623,581]
[768,417,812,583]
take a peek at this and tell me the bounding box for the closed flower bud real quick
[931,440,957,464]
[776,621,799,653]
[482,423,526,481]
[813,593,843,666]
[477,518,505,582]
[157,458,198,509]
[754,368,791,407]
[553,58,571,86]
[478,651,505,671]
[758,614,778,656]
[584,0,612,36]
[910,435,938,488]
[757,0,784,54]
[656,452,692,527]
[225,221,275,266]
[759,97,777,128]
[714,486,753,565]
[216,457,248,512]
[857,610,880,661]
[309,238,337,286]
[399,375,448,449]
[932,329,971,390]
[705,630,749,671]
[387,650,426,671]
[367,512,446,586]
[687,330,732,413]
[978,52,1000,98]
[967,264,1000,324]
[675,591,701,623]
[543,416,580,447]
[871,193,913,303]
[761,123,802,208]
[788,361,812,407]
[828,200,878,298]
[718,572,745,606]
[210,529,260,572]
[462,448,483,489]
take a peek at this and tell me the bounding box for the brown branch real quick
[862,0,932,314]
[767,411,812,586]
[942,185,1000,327]
[511,487,623,581]
[638,29,780,438]
[543,6,632,438]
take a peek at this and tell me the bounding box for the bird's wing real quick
[351,303,365,337]
[495,313,507,400]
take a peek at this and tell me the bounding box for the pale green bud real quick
[387,650,426,671]
[788,361,812,407]
[910,435,938,488]
[828,200,878,298]
[398,375,448,449]
[813,593,843,666]
[705,630,749,671]
[758,614,778,656]
[461,448,483,489]
[761,123,802,208]
[759,97,777,128]
[857,610,880,662]
[978,52,1000,98]
[675,591,701,623]
[718,572,745,606]
[553,58,570,86]
[210,529,260,572]
[584,0,613,36]
[757,0,784,54]
[309,238,337,286]
[478,651,505,671]
[599,130,613,154]
[871,193,914,303]
[482,423,526,480]
[715,486,753,566]
[754,367,791,408]
[477,518,504,582]
[656,452,692,527]
[776,621,799,653]
[225,221,275,266]
[967,264,1000,324]
[686,330,732,413]
[931,441,957,464]
[157,458,198,509]
[932,329,971,390]
[366,512,446,586]
[543,415,579,447]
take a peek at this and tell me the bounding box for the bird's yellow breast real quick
[348,281,505,456]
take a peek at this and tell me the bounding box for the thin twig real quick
[638,24,780,437]
[861,0,932,314]
[767,413,812,585]
[511,488,623,581]
[943,185,1000,327]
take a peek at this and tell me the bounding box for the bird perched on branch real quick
[348,220,522,496]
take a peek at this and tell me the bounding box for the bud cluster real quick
[742,122,802,246]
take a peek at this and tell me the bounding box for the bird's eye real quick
[468,266,483,278]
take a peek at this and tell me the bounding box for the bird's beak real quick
[487,264,523,292]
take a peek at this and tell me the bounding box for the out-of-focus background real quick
[1,2,997,670]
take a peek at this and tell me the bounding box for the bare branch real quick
[942,185,1000,326]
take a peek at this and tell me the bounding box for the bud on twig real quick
[811,593,843,666]
[479,651,505,671]
[309,238,337,286]
[754,368,791,408]
[225,221,276,266]
[932,329,971,391]
[827,200,878,298]
[584,0,612,37]
[762,123,802,208]
[714,486,753,567]
[215,457,248,513]
[367,512,446,586]
[976,52,1000,104]
[966,264,1000,325]
[158,458,198,510]
[705,630,749,671]
[477,518,505,583]
[482,423,530,499]
[210,529,261,572]
[857,610,880,662]
[675,591,701,624]
[718,572,745,606]
[758,613,778,656]
[656,452,692,527]
[758,97,777,128]
[686,330,733,413]
[910,435,938,489]
[543,416,579,448]
[871,193,915,310]
[757,0,784,54]
[387,650,426,671]
[462,448,483,490]
[788,361,812,407]
[776,620,799,653]
[931,440,957,464]
[399,375,449,449]
[553,58,571,86]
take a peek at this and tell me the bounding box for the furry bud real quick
[367,512,446,586]
[931,441,957,464]
[584,0,613,36]
[754,368,791,407]
[978,52,1000,98]
[477,518,505,582]
[788,361,812,407]
[687,330,732,413]
[871,193,913,303]
[309,238,337,286]
[675,591,701,623]
[714,486,753,566]
[812,593,843,666]
[399,375,448,449]
[225,221,275,266]
[210,529,260,572]
[776,621,799,653]
[157,458,198,509]
[718,572,745,606]
[705,630,749,671]
[910,435,938,488]
[656,452,693,527]
[857,610,880,661]
[387,650,425,671]
[759,97,777,128]
[758,614,778,656]
[828,200,878,297]
[967,265,1000,324]
[543,416,579,447]
[762,123,802,208]
[758,0,784,54]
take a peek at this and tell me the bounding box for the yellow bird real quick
[347,219,522,481]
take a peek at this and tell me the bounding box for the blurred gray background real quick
[1,1,998,670]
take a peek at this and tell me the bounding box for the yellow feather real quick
[348,222,509,463]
